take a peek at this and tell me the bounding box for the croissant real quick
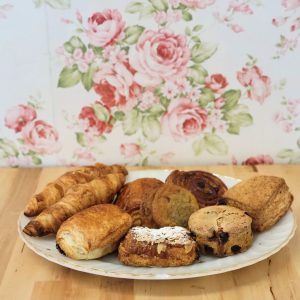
[24,163,127,217]
[166,170,227,208]
[23,172,126,237]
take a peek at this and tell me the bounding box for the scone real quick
[152,183,200,227]
[166,170,227,207]
[115,178,163,227]
[222,175,293,231]
[56,204,132,260]
[188,205,253,257]
[118,226,198,267]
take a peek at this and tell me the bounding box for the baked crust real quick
[222,175,293,231]
[115,178,163,227]
[188,205,253,257]
[118,226,198,267]
[166,170,228,208]
[56,204,132,260]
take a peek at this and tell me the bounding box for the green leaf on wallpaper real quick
[227,123,240,135]
[182,10,193,21]
[76,132,86,147]
[222,90,241,111]
[192,138,205,156]
[142,157,149,166]
[58,65,81,88]
[191,42,217,63]
[191,36,201,43]
[142,116,161,142]
[81,64,97,91]
[277,149,294,159]
[32,156,42,165]
[188,65,208,84]
[199,88,215,107]
[185,27,192,36]
[122,109,141,135]
[297,138,300,148]
[123,26,145,45]
[64,36,86,54]
[88,44,103,57]
[150,0,168,11]
[34,0,70,9]
[92,104,110,122]
[125,2,144,13]
[149,103,165,117]
[227,112,253,128]
[160,97,170,109]
[114,111,126,121]
[193,25,203,32]
[203,134,228,155]
[0,138,19,158]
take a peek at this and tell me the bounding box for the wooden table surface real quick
[0,164,299,300]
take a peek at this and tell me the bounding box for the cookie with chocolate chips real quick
[188,205,253,257]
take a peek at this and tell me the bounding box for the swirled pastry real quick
[152,183,199,227]
[188,205,253,257]
[56,204,132,260]
[118,226,198,267]
[115,178,163,227]
[166,170,227,207]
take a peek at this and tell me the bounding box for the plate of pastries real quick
[18,163,296,280]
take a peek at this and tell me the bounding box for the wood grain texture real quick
[0,165,299,300]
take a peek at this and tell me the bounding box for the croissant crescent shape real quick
[24,163,127,217]
[166,170,228,208]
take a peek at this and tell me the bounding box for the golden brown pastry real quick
[151,183,199,228]
[166,170,227,208]
[23,173,125,236]
[56,204,132,260]
[188,206,253,257]
[118,226,198,267]
[24,163,128,217]
[115,178,163,227]
[222,175,293,232]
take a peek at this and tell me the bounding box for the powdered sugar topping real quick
[130,226,194,245]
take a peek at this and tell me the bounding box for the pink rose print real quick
[86,9,125,47]
[94,60,141,110]
[129,29,190,86]
[120,143,141,158]
[138,90,159,111]
[214,97,225,109]
[22,120,60,155]
[73,148,96,161]
[272,17,288,27]
[180,0,215,9]
[79,106,112,135]
[5,104,37,133]
[205,74,228,93]
[237,65,271,104]
[281,0,300,11]
[229,2,253,15]
[162,99,208,142]
[160,152,175,164]
[230,24,244,33]
[242,155,274,166]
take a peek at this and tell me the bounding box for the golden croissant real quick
[23,172,126,237]
[24,163,127,217]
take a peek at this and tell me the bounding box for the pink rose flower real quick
[180,0,215,9]
[5,104,37,133]
[94,61,141,110]
[120,143,141,158]
[272,17,288,27]
[79,106,112,135]
[281,0,300,11]
[22,120,60,155]
[237,65,271,104]
[86,9,125,47]
[205,74,228,93]
[162,99,208,142]
[214,97,225,109]
[129,29,190,86]
[73,148,96,161]
[290,18,300,31]
[242,155,274,166]
[160,152,175,164]
[230,24,244,33]
[229,2,253,14]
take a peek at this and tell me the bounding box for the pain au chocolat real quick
[165,170,228,208]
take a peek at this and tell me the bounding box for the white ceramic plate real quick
[18,170,296,280]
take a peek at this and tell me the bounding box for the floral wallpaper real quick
[0,0,299,167]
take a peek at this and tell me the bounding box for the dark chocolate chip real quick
[197,180,205,189]
[219,232,229,244]
[204,244,214,255]
[217,198,227,205]
[56,243,66,256]
[208,230,217,241]
[231,245,241,253]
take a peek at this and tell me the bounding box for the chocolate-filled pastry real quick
[166,170,227,208]
[56,204,132,260]
[115,178,163,227]
[188,205,253,257]
[152,183,199,228]
[118,226,198,267]
[223,175,293,232]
